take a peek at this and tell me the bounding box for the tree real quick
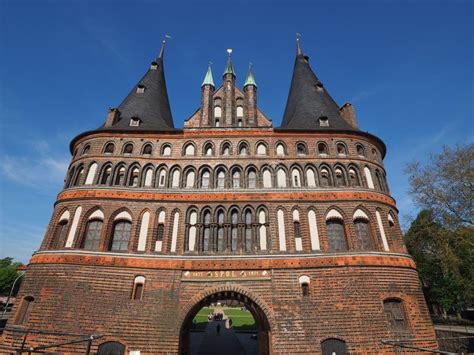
[0,257,24,296]
[405,144,473,229]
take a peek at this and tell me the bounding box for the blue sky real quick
[1,0,472,263]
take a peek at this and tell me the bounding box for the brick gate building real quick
[1,40,437,354]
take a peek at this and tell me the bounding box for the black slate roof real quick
[279,54,357,131]
[103,55,175,131]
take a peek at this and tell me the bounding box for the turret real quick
[222,49,236,126]
[243,63,258,125]
[200,63,215,126]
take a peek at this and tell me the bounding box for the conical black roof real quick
[279,53,357,131]
[104,54,175,131]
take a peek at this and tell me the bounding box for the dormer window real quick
[136,85,145,93]
[150,62,158,70]
[130,117,141,127]
[319,116,329,127]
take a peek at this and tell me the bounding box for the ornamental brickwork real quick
[1,41,437,354]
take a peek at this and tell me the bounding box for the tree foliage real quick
[405,144,473,229]
[0,257,24,296]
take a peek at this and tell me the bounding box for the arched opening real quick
[179,289,271,355]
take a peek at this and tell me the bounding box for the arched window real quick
[214,106,222,118]
[142,143,152,155]
[155,210,165,251]
[321,338,347,355]
[73,167,84,186]
[82,144,90,155]
[51,220,69,249]
[162,144,172,156]
[14,296,34,325]
[349,168,360,187]
[308,209,320,250]
[204,143,214,156]
[262,169,272,188]
[184,143,196,156]
[215,118,220,127]
[258,209,268,251]
[364,166,375,189]
[356,144,365,157]
[128,167,140,187]
[306,168,316,187]
[256,143,267,155]
[247,169,257,188]
[336,143,347,155]
[132,276,145,300]
[171,169,180,188]
[335,168,346,187]
[186,210,198,251]
[276,143,286,156]
[384,299,408,334]
[201,170,210,188]
[217,170,226,189]
[299,275,310,296]
[236,106,244,117]
[110,220,131,252]
[326,219,347,251]
[217,211,225,252]
[244,210,253,252]
[232,170,241,188]
[202,211,211,252]
[296,142,308,155]
[99,165,112,185]
[318,142,328,155]
[222,143,231,156]
[277,168,287,188]
[320,168,330,187]
[97,342,125,355]
[114,166,126,186]
[231,209,239,251]
[123,143,133,155]
[293,210,302,251]
[375,170,385,191]
[292,168,301,187]
[353,218,372,250]
[157,168,167,187]
[143,167,153,187]
[83,219,103,250]
[104,142,115,154]
[185,170,195,188]
[239,143,248,156]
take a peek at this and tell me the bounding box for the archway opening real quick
[179,290,271,355]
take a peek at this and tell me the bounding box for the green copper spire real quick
[223,48,235,76]
[201,63,215,87]
[244,63,257,88]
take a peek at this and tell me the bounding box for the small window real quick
[82,145,91,156]
[276,143,286,156]
[256,143,267,155]
[239,143,248,156]
[201,170,210,188]
[132,276,145,300]
[142,144,152,155]
[318,142,328,155]
[217,170,226,188]
[104,142,115,154]
[222,143,231,156]
[232,170,241,188]
[184,144,195,156]
[248,170,257,188]
[321,338,347,355]
[204,143,213,156]
[110,220,132,252]
[356,144,365,157]
[123,143,133,155]
[136,85,145,93]
[162,145,172,156]
[14,296,34,325]
[384,299,408,334]
[296,143,308,155]
[298,275,310,296]
[336,143,347,155]
[214,106,222,118]
[319,116,329,127]
[236,106,244,117]
[237,119,243,127]
[215,118,220,127]
[129,117,141,127]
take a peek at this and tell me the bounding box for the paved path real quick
[197,320,247,355]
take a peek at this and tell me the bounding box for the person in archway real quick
[216,323,221,335]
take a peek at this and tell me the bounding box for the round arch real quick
[178,284,274,355]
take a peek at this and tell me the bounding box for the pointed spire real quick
[201,62,215,87]
[158,34,171,59]
[223,48,235,77]
[244,63,257,88]
[296,33,302,56]
[280,44,357,131]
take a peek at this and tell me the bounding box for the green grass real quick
[191,307,257,331]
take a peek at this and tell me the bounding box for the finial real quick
[296,33,302,55]
[227,48,233,55]
[159,34,172,59]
